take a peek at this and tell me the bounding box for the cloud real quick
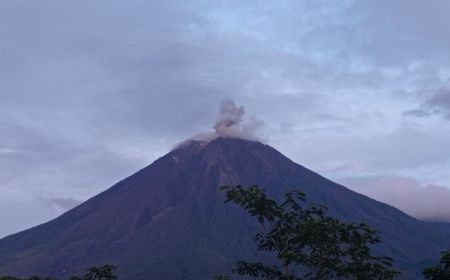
[427,89,450,119]
[343,176,450,222]
[1,0,450,237]
[349,1,450,66]
[0,148,22,154]
[402,109,431,118]
[404,88,450,119]
[41,197,83,212]
[0,199,56,238]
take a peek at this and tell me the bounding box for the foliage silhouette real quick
[217,185,400,280]
[0,265,116,280]
[423,250,450,280]
[69,265,117,280]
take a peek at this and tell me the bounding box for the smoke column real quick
[177,99,264,147]
[212,99,263,140]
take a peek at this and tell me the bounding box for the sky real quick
[1,0,450,238]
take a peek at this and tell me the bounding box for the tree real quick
[218,185,399,280]
[0,265,117,280]
[0,276,56,280]
[423,250,450,280]
[69,265,117,280]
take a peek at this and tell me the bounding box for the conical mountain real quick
[0,138,449,279]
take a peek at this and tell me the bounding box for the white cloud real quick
[343,176,450,222]
[0,148,21,154]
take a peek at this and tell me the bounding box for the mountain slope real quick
[0,138,449,279]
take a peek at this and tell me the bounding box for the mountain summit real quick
[0,138,449,279]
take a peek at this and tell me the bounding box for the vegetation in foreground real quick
[423,250,450,280]
[215,185,399,280]
[0,265,117,280]
[0,185,448,280]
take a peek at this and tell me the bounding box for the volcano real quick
[0,138,449,279]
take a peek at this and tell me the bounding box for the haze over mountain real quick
[0,136,450,279]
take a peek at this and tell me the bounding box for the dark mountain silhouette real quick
[0,138,449,279]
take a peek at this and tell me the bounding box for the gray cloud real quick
[403,109,431,118]
[404,88,450,119]
[426,89,450,119]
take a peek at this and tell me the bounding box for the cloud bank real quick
[345,176,450,222]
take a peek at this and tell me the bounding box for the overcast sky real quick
[1,0,450,238]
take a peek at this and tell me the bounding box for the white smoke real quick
[176,99,264,148]
[212,99,263,140]
[213,99,246,136]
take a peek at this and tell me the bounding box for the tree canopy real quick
[217,185,400,280]
[423,250,450,280]
[0,265,117,280]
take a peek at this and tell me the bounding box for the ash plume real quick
[176,99,264,147]
[213,99,246,137]
[212,99,263,140]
